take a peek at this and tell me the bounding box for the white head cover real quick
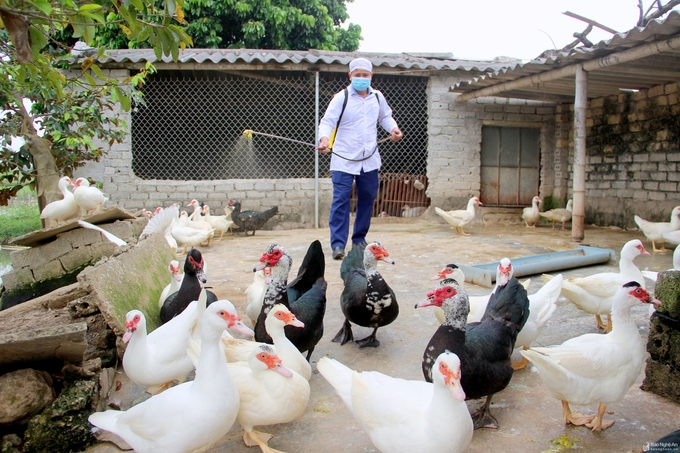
[349,57,372,73]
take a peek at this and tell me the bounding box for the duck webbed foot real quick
[332,318,354,345]
[471,394,499,429]
[584,403,614,432]
[355,327,380,348]
[244,430,285,453]
[561,400,596,427]
[511,355,529,371]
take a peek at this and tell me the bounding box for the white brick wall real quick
[425,76,555,213]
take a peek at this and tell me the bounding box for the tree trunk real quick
[25,133,61,216]
[15,95,61,226]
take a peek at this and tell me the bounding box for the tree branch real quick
[641,0,680,26]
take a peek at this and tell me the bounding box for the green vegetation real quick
[0,188,41,243]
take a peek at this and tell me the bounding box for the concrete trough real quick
[458,245,617,287]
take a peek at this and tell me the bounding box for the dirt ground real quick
[88,217,680,453]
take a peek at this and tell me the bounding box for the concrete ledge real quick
[0,323,88,365]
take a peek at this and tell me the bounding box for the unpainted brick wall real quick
[555,81,680,228]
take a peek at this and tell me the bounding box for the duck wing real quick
[481,278,530,344]
[288,240,325,303]
[287,276,327,356]
[340,243,366,283]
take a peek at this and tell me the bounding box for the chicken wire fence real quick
[131,70,429,181]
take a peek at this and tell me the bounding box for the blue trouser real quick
[330,169,379,250]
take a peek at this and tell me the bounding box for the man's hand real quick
[391,128,403,142]
[317,137,330,154]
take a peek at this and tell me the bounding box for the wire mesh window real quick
[131,70,428,181]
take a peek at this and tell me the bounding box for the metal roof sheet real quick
[452,10,680,102]
[97,48,510,76]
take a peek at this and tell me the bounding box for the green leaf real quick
[158,28,172,58]
[118,91,131,111]
[166,0,176,16]
[27,0,53,16]
[79,12,106,25]
[84,73,97,86]
[89,63,105,81]
[136,26,150,43]
[78,4,103,12]
[129,0,144,11]
[28,26,48,60]
[170,39,179,61]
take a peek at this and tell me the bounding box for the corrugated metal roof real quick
[97,48,510,76]
[452,10,680,102]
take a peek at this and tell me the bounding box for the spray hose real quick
[242,129,394,162]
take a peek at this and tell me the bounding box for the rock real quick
[0,369,55,424]
[22,380,95,453]
[1,434,22,453]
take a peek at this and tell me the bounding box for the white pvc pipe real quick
[572,64,587,242]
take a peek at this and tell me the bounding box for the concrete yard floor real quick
[89,217,680,453]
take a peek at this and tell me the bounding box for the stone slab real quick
[78,233,174,336]
[0,322,88,365]
[9,207,137,247]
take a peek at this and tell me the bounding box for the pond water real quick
[0,248,12,285]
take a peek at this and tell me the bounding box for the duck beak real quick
[287,319,305,328]
[196,268,208,284]
[254,262,268,272]
[122,328,134,343]
[448,379,466,402]
[231,320,255,337]
[414,296,436,309]
[380,256,395,265]
[431,269,447,281]
[445,370,466,402]
[273,362,293,378]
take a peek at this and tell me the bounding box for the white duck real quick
[172,211,214,254]
[521,282,661,432]
[40,176,80,226]
[541,239,649,333]
[318,352,472,453]
[434,196,482,235]
[73,177,107,216]
[431,259,517,324]
[221,304,312,380]
[158,260,183,309]
[122,291,253,392]
[511,273,563,370]
[187,199,214,245]
[140,204,179,253]
[202,204,233,240]
[634,206,680,252]
[227,344,310,453]
[88,300,244,453]
[245,267,271,326]
[540,199,573,230]
[522,195,542,227]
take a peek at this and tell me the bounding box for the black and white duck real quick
[332,242,398,348]
[416,277,529,429]
[253,241,327,360]
[160,249,217,324]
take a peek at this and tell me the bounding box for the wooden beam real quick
[563,11,619,35]
[454,34,680,102]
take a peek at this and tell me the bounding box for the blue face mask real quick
[351,77,371,91]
